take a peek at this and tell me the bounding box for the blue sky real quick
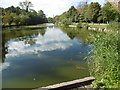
[0,0,107,17]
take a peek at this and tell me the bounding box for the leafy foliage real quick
[47,17,54,23]
[88,23,119,88]
[85,2,101,23]
[2,5,48,27]
[54,6,78,26]
[54,2,120,24]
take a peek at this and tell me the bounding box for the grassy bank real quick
[88,22,119,88]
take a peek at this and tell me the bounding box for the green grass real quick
[89,24,107,28]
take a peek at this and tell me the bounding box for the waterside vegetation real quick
[1,0,119,89]
[88,23,119,88]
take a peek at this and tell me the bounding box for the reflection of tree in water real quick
[25,38,36,45]
[61,27,93,44]
[40,30,46,36]
[2,30,46,41]
[2,29,46,63]
[15,34,37,46]
[66,32,76,40]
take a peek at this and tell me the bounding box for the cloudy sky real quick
[0,0,106,17]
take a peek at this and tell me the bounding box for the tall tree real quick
[85,2,101,23]
[100,2,120,23]
[79,5,88,22]
[20,0,33,12]
[37,10,47,23]
[47,17,54,23]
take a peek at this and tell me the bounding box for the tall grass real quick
[88,22,119,88]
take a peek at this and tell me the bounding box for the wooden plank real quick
[33,77,95,90]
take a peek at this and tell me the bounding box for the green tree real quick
[77,2,88,22]
[100,2,120,23]
[85,2,101,23]
[66,6,77,22]
[37,10,47,23]
[3,13,13,25]
[47,17,54,23]
[14,14,21,25]
[55,6,78,25]
[5,6,21,15]
[19,14,29,25]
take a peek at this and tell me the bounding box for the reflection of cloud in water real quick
[0,62,10,71]
[35,29,70,44]
[6,29,73,58]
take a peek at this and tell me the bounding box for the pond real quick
[1,24,94,88]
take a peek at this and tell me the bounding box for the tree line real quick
[54,2,120,25]
[1,0,48,27]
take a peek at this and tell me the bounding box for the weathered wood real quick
[33,77,95,90]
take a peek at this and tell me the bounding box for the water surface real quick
[2,26,93,88]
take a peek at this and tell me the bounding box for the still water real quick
[2,25,93,88]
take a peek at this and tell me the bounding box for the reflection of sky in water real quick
[3,27,91,88]
[6,29,73,58]
[0,62,10,71]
